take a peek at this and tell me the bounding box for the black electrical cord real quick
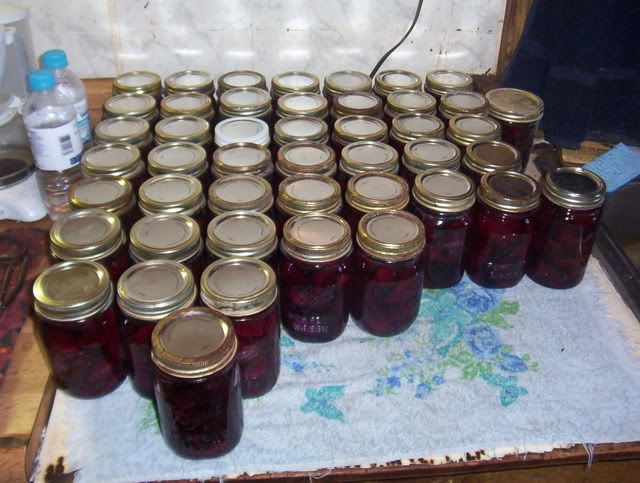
[369,0,425,78]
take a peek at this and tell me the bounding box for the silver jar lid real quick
[331,91,383,118]
[391,113,445,142]
[103,93,158,121]
[356,210,425,261]
[281,213,352,262]
[160,92,214,120]
[155,115,211,145]
[271,71,320,98]
[274,115,329,146]
[138,174,205,217]
[439,91,489,120]
[446,114,502,146]
[542,167,606,210]
[424,69,473,97]
[277,141,336,178]
[384,89,437,118]
[323,70,372,97]
[485,87,544,123]
[413,169,476,213]
[212,142,273,179]
[333,115,388,144]
[277,92,329,119]
[339,141,399,176]
[208,174,273,215]
[346,172,410,214]
[477,171,540,214]
[402,138,461,174]
[218,70,267,94]
[219,87,272,118]
[463,140,522,178]
[206,210,277,260]
[374,69,422,97]
[95,116,151,146]
[129,213,202,263]
[147,142,208,178]
[164,70,215,96]
[277,174,342,216]
[113,71,162,97]
[81,143,142,179]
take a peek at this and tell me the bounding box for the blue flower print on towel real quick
[301,385,345,422]
[465,325,502,359]
[281,335,335,374]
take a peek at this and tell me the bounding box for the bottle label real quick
[73,98,92,143]
[26,120,83,171]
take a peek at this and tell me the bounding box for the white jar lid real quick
[214,117,270,147]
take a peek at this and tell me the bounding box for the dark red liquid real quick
[190,207,209,238]
[34,304,127,398]
[154,361,243,459]
[494,119,538,170]
[119,316,156,398]
[527,197,602,289]
[466,202,535,288]
[459,164,482,189]
[116,203,142,233]
[183,251,206,283]
[350,248,424,336]
[399,165,418,190]
[274,204,292,238]
[279,250,352,343]
[336,170,350,194]
[413,202,472,288]
[341,202,365,237]
[102,245,130,282]
[389,136,409,155]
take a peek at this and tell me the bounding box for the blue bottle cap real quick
[41,49,69,69]
[27,70,55,91]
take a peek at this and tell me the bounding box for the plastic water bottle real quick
[41,49,92,148]
[23,69,83,218]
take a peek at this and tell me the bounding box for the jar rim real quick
[147,142,207,176]
[413,168,476,213]
[208,174,273,215]
[212,142,272,177]
[220,87,271,117]
[402,137,460,173]
[164,69,215,95]
[357,209,425,261]
[281,213,352,262]
[385,89,437,116]
[277,141,336,176]
[391,113,445,142]
[446,114,502,146]
[113,70,161,94]
[218,70,267,94]
[274,115,329,146]
[439,91,488,119]
[129,213,202,262]
[103,93,157,117]
[486,87,544,123]
[81,143,141,178]
[374,69,422,97]
[160,92,214,118]
[478,171,541,213]
[542,166,606,209]
[332,91,383,118]
[277,173,342,215]
[339,140,399,175]
[138,173,204,215]
[333,115,388,143]
[324,70,372,96]
[155,115,210,143]
[95,115,151,144]
[277,91,328,118]
[346,172,410,213]
[424,69,473,96]
[462,140,521,176]
[69,175,134,213]
[272,70,320,97]
[206,210,277,260]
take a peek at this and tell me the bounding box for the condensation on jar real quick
[438,91,488,128]
[276,92,329,121]
[273,115,329,159]
[154,115,213,157]
[81,143,147,190]
[164,70,215,97]
[214,117,270,149]
[103,93,160,126]
[424,69,474,100]
[373,69,422,100]
[400,137,461,188]
[466,171,540,288]
[351,210,425,336]
[112,70,162,100]
[94,116,153,158]
[201,258,280,398]
[219,87,273,123]
[527,167,605,289]
[461,140,522,187]
[323,70,372,107]
[330,91,384,123]
[217,70,267,96]
[33,260,126,398]
[117,260,196,398]
[412,169,475,288]
[383,89,437,125]
[271,71,320,99]
[337,141,399,193]
[343,171,409,236]
[207,174,274,219]
[50,208,128,282]
[160,93,215,124]
[147,142,210,189]
[446,114,502,151]
[276,141,336,188]
[212,142,274,184]
[332,115,388,152]
[151,307,242,459]
[129,213,205,281]
[389,113,445,153]
[279,213,353,343]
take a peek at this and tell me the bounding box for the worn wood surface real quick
[496,0,533,78]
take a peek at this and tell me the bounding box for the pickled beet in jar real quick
[208,174,274,219]
[528,167,606,289]
[219,87,273,123]
[81,143,147,190]
[337,141,399,192]
[160,93,215,123]
[276,92,328,120]
[446,114,502,151]
[438,91,488,128]
[103,93,159,126]
[412,169,476,288]
[331,115,388,152]
[272,115,329,160]
[147,142,210,189]
[201,258,280,398]
[271,71,320,99]
[424,69,474,100]
[330,91,384,122]
[466,171,540,288]
[276,141,336,189]
[323,70,372,107]
[50,209,128,281]
[155,115,213,157]
[117,261,196,398]
[461,140,522,187]
[351,210,425,336]
[373,69,422,100]
[280,213,353,343]
[400,137,460,188]
[152,307,242,459]
[389,113,445,153]
[383,89,437,126]
[217,70,267,96]
[33,261,126,398]
[95,116,153,158]
[212,142,274,183]
[164,69,215,97]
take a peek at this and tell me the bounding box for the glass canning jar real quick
[527,167,606,289]
[351,210,425,336]
[129,213,205,281]
[273,116,329,159]
[214,117,270,149]
[276,141,336,188]
[154,115,213,156]
[332,115,388,152]
[164,70,215,97]
[271,71,320,99]
[151,307,242,459]
[485,88,544,169]
[400,137,461,188]
[461,140,522,187]
[275,174,342,235]
[219,87,272,123]
[373,69,422,99]
[33,260,126,398]
[206,210,278,272]
[276,92,329,120]
[94,116,153,158]
[81,143,146,190]
[103,93,159,126]
[323,70,372,106]
[212,142,274,184]
[160,93,215,124]
[466,171,540,288]
[208,174,274,218]
[337,141,399,192]
[412,169,475,288]
[383,89,437,125]
[280,213,353,342]
[330,91,384,121]
[147,142,210,189]
[446,114,502,151]
[438,91,488,127]
[138,174,207,235]
[424,69,474,100]
[390,113,445,153]
[112,70,162,99]
[117,260,196,398]
[343,172,409,235]
[217,70,267,96]
[50,208,128,282]
[201,258,280,398]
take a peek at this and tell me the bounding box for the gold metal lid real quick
[272,71,320,98]
[384,89,437,118]
[164,70,215,96]
[446,114,502,146]
[402,138,461,174]
[485,87,544,123]
[413,169,476,213]
[208,174,273,215]
[333,115,388,144]
[129,213,202,262]
[113,71,162,97]
[542,167,606,210]
[160,92,214,119]
[117,260,196,321]
[219,87,272,117]
[391,113,445,142]
[69,176,134,214]
[331,91,383,118]
[277,92,329,119]
[151,307,237,378]
[274,115,329,146]
[81,143,142,179]
[50,209,125,261]
[147,142,208,178]
[477,171,541,213]
[277,174,342,216]
[346,172,409,213]
[277,141,336,178]
[95,116,151,145]
[206,210,277,260]
[103,93,158,120]
[282,213,352,262]
[439,91,488,119]
[138,174,205,216]
[374,69,422,97]
[339,141,399,176]
[424,69,473,97]
[212,142,273,178]
[323,70,372,97]
[201,258,277,317]
[463,140,522,178]
[33,260,113,322]
[357,210,425,261]
[218,70,267,94]
[155,115,211,144]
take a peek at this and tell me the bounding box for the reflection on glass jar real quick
[337,141,399,192]
[212,142,273,184]
[383,89,437,126]
[528,167,605,289]
[390,113,445,153]
[94,116,153,158]
[446,114,502,151]
[330,91,384,122]
[160,93,215,124]
[438,91,488,127]
[214,117,270,148]
[276,141,336,189]
[103,93,159,126]
[219,87,272,123]
[271,71,320,99]
[164,70,215,97]
[424,69,473,100]
[273,115,329,159]
[112,71,162,99]
[217,70,267,96]
[461,140,522,187]
[154,115,213,156]
[400,137,460,188]
[147,142,210,189]
[207,174,274,219]
[323,70,372,107]
[466,171,540,288]
[276,92,329,120]
[332,115,388,152]
[81,143,147,190]
[374,69,422,99]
